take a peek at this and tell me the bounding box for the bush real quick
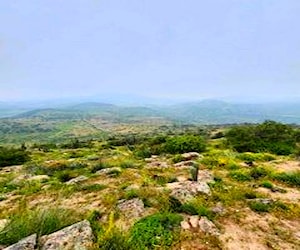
[226,121,297,155]
[0,147,30,168]
[250,167,269,179]
[272,171,300,187]
[229,170,252,182]
[260,181,273,189]
[163,135,206,154]
[0,207,78,245]
[128,212,182,249]
[249,202,271,213]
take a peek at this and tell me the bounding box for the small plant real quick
[272,171,300,187]
[128,212,182,249]
[55,171,75,182]
[190,164,199,182]
[172,154,185,164]
[249,201,271,213]
[229,170,252,182]
[90,161,111,173]
[260,181,273,189]
[119,161,135,169]
[250,167,269,179]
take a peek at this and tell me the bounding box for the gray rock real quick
[189,215,200,228]
[65,175,88,185]
[4,234,37,250]
[40,220,93,250]
[249,198,275,205]
[96,167,121,175]
[212,204,226,215]
[117,198,145,219]
[167,181,211,202]
[181,152,201,161]
[180,220,191,230]
[28,175,50,182]
[174,161,197,168]
[198,170,214,184]
[198,217,220,236]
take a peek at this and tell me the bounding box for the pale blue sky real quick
[0,0,300,102]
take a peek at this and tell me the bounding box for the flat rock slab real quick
[66,175,88,185]
[40,220,93,250]
[4,234,37,250]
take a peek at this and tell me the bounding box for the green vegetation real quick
[0,206,78,245]
[226,121,297,155]
[128,213,182,249]
[0,147,30,168]
[272,171,300,187]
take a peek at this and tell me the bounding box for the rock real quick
[198,170,214,184]
[9,174,32,185]
[28,175,50,182]
[147,161,168,168]
[212,204,226,215]
[117,198,145,219]
[4,234,37,250]
[181,152,201,161]
[0,219,9,231]
[167,181,211,203]
[40,220,93,250]
[66,175,88,185]
[189,215,200,228]
[180,220,191,230]
[250,198,275,205]
[96,167,121,175]
[198,217,220,236]
[174,161,197,168]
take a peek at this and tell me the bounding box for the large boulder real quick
[4,234,37,250]
[40,220,93,250]
[181,152,202,161]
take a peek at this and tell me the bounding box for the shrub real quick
[163,135,206,154]
[0,207,78,245]
[249,201,271,213]
[90,161,111,173]
[55,171,75,182]
[260,181,273,189]
[229,170,252,182]
[250,167,269,179]
[0,147,30,168]
[128,213,182,249]
[226,121,296,155]
[272,171,300,187]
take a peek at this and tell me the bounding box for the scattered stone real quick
[180,220,191,230]
[167,181,211,202]
[117,198,145,219]
[181,152,201,161]
[4,234,37,250]
[212,203,226,215]
[40,220,93,250]
[96,167,121,175]
[174,161,197,168]
[198,217,220,236]
[65,175,88,185]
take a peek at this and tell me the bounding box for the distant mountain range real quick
[1,100,300,124]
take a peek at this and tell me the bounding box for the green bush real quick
[250,167,269,179]
[128,213,182,249]
[272,171,300,187]
[226,121,297,155]
[0,207,78,245]
[260,181,273,189]
[249,202,271,213]
[229,170,252,182]
[163,135,206,154]
[0,147,30,168]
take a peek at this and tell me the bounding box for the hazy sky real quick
[0,0,300,102]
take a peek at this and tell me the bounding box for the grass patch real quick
[0,206,79,246]
[272,171,300,187]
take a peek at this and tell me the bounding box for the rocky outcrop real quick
[174,160,196,168]
[65,175,88,185]
[3,221,93,250]
[167,181,211,202]
[4,234,37,250]
[40,220,93,250]
[117,198,145,219]
[96,167,121,175]
[181,152,202,161]
[180,216,220,236]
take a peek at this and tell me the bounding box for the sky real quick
[0,0,300,102]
